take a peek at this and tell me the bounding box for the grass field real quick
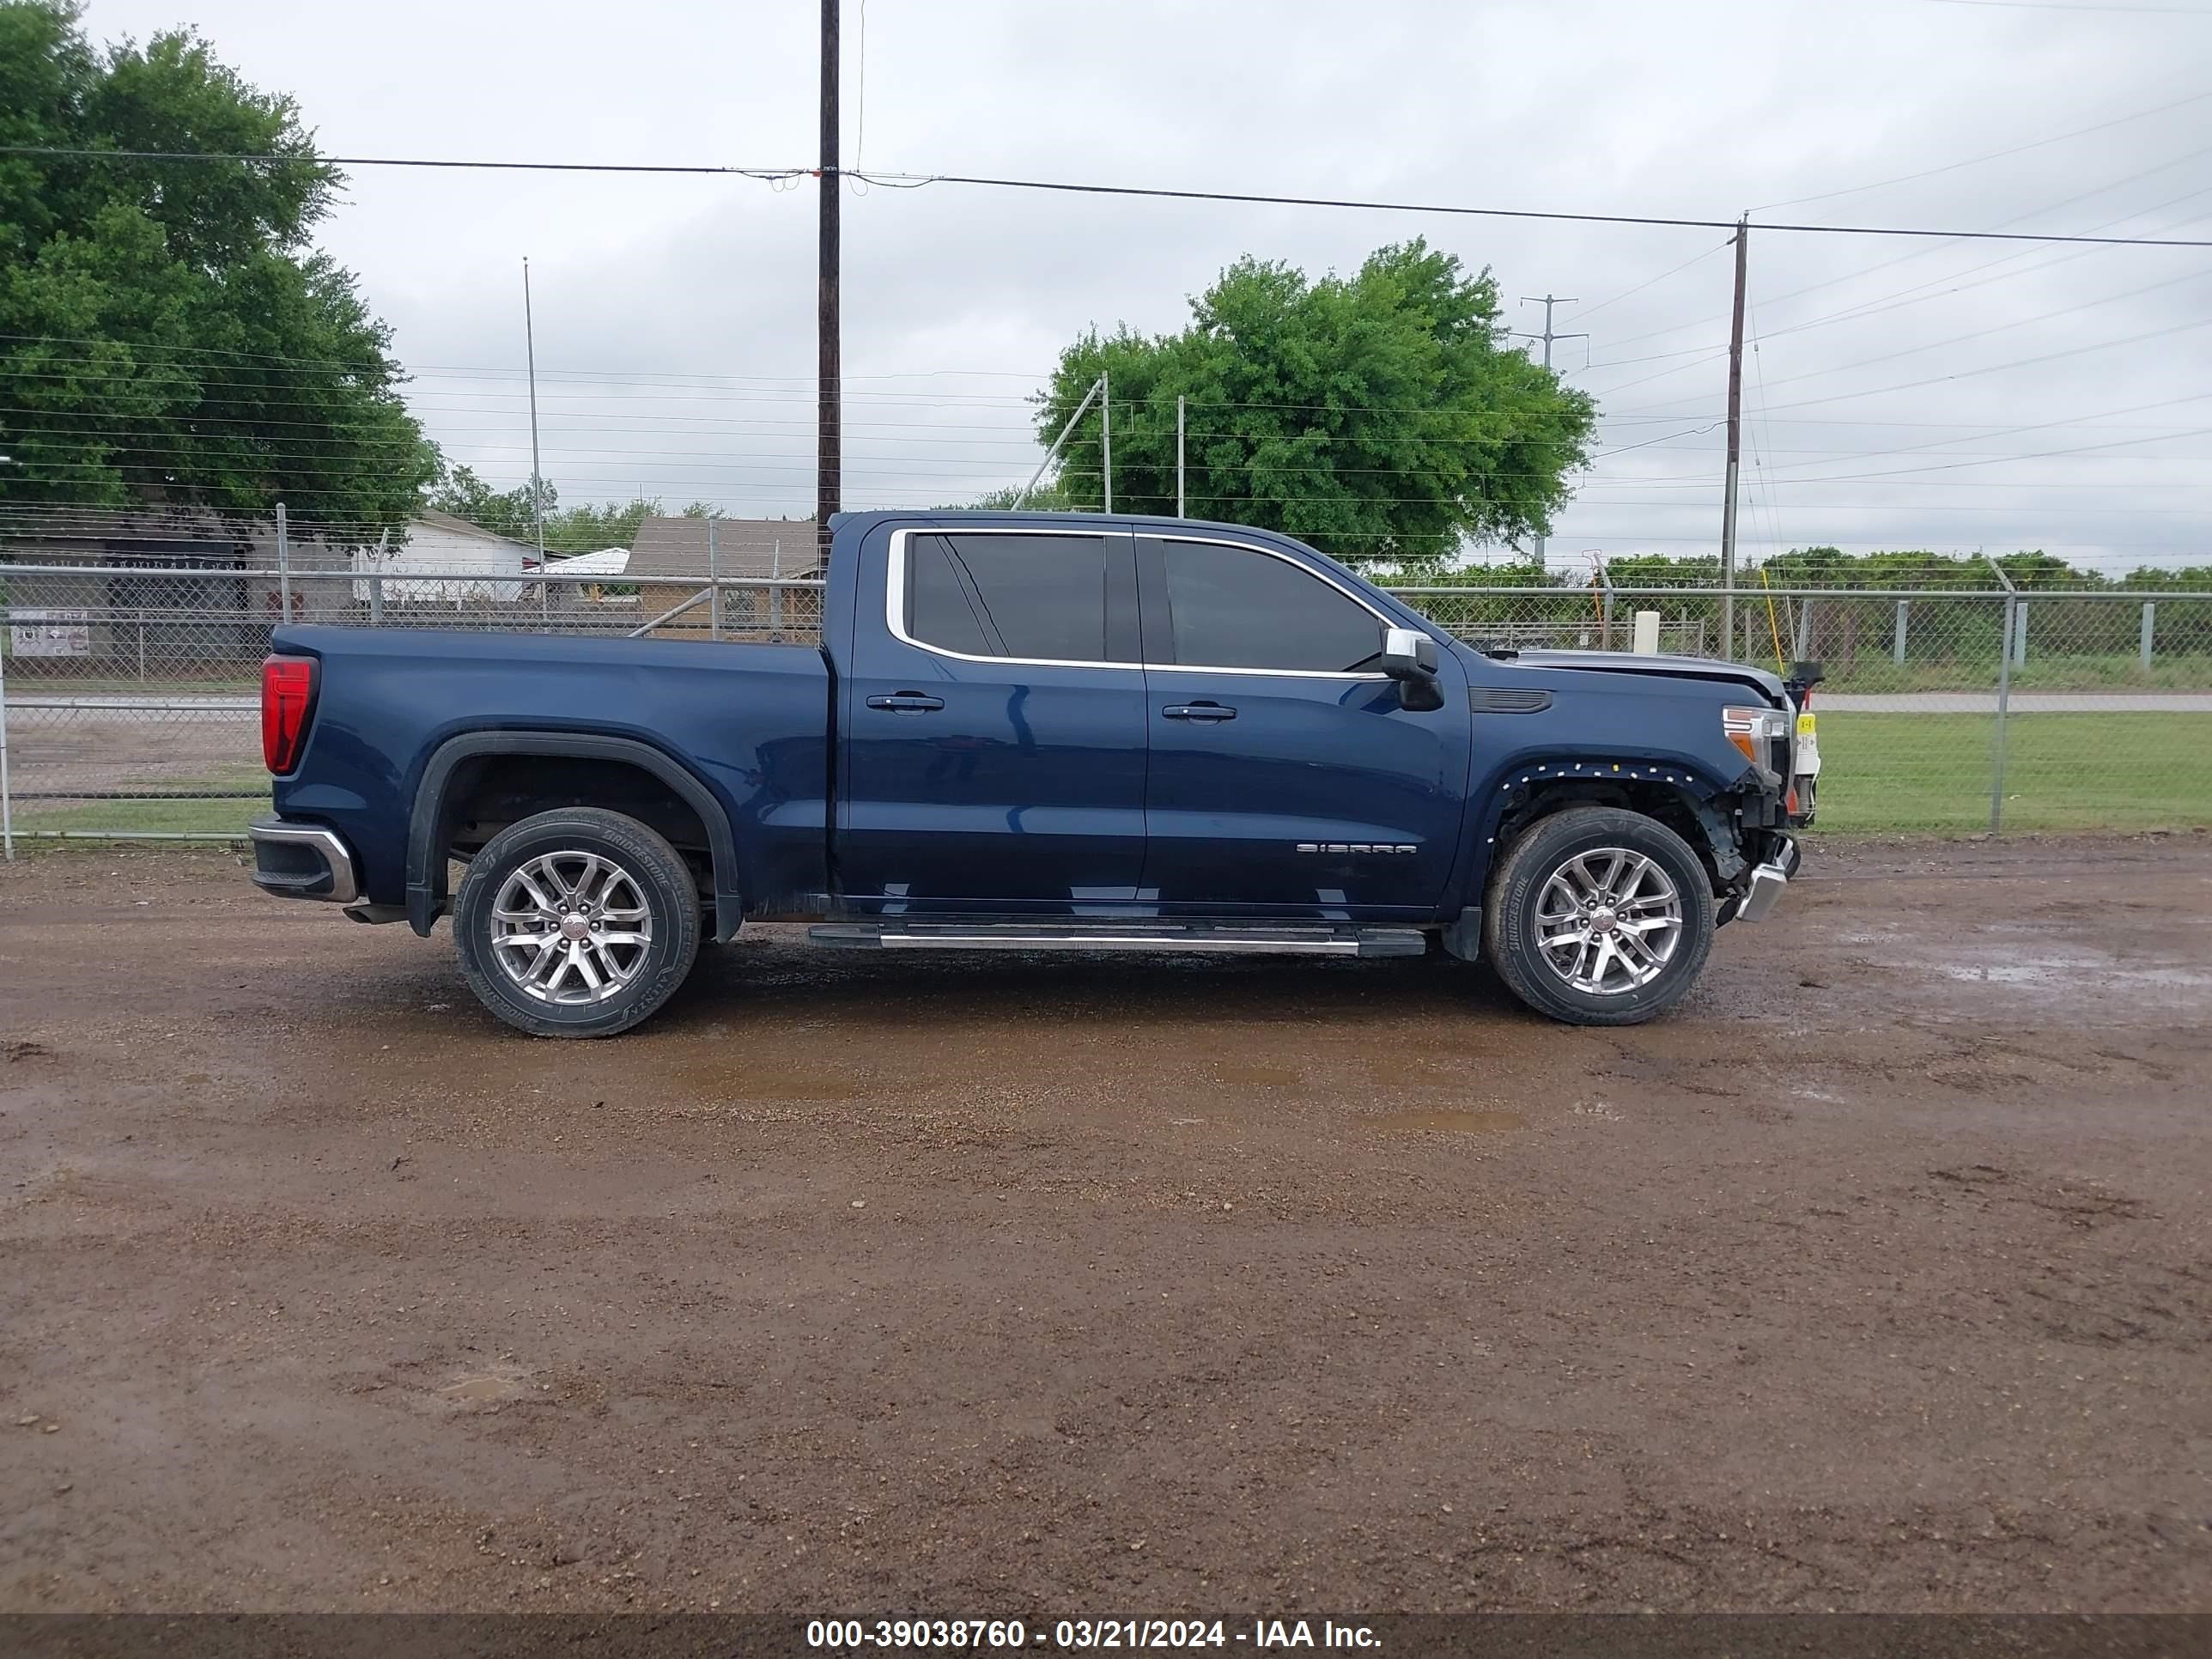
[1820,656,2212,696]
[1813,711,2212,833]
[11,796,261,837]
[4,712,2207,845]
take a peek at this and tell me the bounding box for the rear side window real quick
[1154,539,1383,672]
[906,533,1109,662]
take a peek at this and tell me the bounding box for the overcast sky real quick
[85,0,2212,569]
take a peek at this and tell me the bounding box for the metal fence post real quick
[1893,599,1909,666]
[275,501,290,624]
[1986,560,2016,834]
[2140,601,2156,672]
[1101,370,1112,514]
[1176,394,1186,518]
[769,538,783,634]
[0,621,12,860]
[708,518,720,641]
[367,526,388,625]
[2012,599,2029,666]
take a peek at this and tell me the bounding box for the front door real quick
[839,525,1148,912]
[1136,533,1469,918]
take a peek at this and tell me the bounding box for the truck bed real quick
[268,625,833,915]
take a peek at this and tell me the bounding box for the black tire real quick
[1482,805,1715,1027]
[453,807,703,1038]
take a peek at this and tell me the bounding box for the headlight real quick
[1723,705,1789,766]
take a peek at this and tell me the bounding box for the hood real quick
[1499,648,1790,705]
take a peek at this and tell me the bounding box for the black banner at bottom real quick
[1,1615,2205,1659]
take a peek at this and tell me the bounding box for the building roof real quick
[550,545,631,577]
[413,508,538,550]
[628,516,820,581]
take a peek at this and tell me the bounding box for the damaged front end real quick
[1693,729,1802,927]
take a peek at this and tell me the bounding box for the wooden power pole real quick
[817,0,841,561]
[1719,216,1748,653]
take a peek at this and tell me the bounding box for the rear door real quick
[1136,533,1468,917]
[838,525,1148,911]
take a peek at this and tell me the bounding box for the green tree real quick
[1036,240,1595,565]
[0,1,434,527]
[931,482,1074,512]
[428,463,715,555]
[426,461,545,543]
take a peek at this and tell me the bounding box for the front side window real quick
[1154,539,1383,672]
[905,532,1109,662]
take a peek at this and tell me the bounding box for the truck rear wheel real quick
[454,807,702,1038]
[1482,805,1714,1027]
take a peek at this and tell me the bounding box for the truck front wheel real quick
[1482,805,1715,1026]
[453,807,703,1038]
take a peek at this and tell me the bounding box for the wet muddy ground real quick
[1,836,2208,1613]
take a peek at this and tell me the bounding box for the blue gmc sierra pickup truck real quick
[249,511,1806,1037]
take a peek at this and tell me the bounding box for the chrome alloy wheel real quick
[489,850,654,1005]
[1534,847,1684,996]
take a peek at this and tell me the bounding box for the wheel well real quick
[441,755,714,893]
[1491,776,1723,893]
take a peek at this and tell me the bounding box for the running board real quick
[807,921,1427,958]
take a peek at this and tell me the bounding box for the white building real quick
[353,509,537,604]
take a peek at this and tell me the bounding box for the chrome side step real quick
[807,921,1427,958]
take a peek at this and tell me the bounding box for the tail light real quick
[261,654,318,774]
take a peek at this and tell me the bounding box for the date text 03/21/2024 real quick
[805,1620,1382,1650]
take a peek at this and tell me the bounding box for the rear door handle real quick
[1162,702,1236,722]
[866,692,945,713]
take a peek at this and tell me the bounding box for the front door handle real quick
[1162,702,1236,722]
[866,691,945,713]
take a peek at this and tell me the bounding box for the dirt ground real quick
[1,835,2207,1615]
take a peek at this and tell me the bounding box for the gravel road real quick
[1,836,2207,1614]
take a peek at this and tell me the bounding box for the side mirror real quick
[1381,626,1444,711]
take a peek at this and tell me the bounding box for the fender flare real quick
[1473,754,1726,843]
[1469,755,1746,901]
[406,731,744,941]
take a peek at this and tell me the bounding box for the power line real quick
[1752,86,2212,211]
[0,147,793,178]
[810,167,2212,248]
[1565,238,1735,323]
[4,146,2211,246]
[1725,264,2212,398]
[1715,313,2212,416]
[1581,145,2212,360]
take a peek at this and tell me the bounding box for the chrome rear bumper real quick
[247,816,361,906]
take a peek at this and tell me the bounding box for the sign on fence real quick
[9,608,93,657]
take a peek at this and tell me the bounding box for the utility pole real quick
[1720,216,1748,652]
[1516,295,1584,566]
[524,258,547,617]
[817,0,841,562]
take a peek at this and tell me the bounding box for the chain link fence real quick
[3,525,2208,852]
[1405,577,2212,836]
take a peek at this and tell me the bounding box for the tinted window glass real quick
[906,533,1109,661]
[1157,539,1382,672]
